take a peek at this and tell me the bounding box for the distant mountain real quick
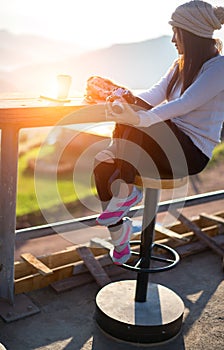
[0,32,177,94]
[66,36,177,91]
[0,30,85,70]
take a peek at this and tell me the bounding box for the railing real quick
[16,190,224,241]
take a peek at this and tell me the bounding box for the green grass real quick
[16,141,224,219]
[16,146,95,217]
[208,141,224,167]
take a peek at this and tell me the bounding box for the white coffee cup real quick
[57,74,72,99]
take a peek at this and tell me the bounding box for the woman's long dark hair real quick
[166,28,222,99]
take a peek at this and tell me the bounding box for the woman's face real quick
[172,27,184,54]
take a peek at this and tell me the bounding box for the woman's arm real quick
[107,57,224,127]
[137,57,224,127]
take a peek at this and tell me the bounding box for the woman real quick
[94,1,224,265]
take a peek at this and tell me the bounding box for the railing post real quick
[0,126,19,303]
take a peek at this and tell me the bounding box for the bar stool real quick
[95,176,187,344]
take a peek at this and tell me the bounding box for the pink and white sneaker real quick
[97,186,143,227]
[109,217,132,265]
[111,245,131,265]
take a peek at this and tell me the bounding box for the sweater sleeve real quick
[137,56,224,127]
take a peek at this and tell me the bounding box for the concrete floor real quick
[0,249,224,350]
[1,198,224,349]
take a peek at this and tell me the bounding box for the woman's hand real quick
[106,97,140,126]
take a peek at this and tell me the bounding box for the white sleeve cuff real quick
[135,110,162,127]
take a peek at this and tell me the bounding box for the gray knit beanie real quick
[169,0,224,38]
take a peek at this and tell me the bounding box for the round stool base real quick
[95,280,184,344]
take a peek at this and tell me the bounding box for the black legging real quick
[94,121,209,202]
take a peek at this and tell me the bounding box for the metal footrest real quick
[119,241,180,273]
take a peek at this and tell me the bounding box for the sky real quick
[0,0,224,50]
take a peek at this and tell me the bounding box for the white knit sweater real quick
[137,55,224,158]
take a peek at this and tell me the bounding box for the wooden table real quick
[0,96,106,304]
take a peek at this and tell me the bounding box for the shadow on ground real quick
[0,251,223,350]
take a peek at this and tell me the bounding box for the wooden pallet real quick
[14,210,224,295]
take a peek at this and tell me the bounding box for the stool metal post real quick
[135,187,160,302]
[95,178,185,344]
